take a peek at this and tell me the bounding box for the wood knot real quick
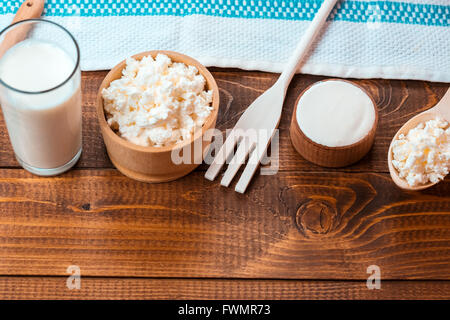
[81,203,91,211]
[295,200,337,236]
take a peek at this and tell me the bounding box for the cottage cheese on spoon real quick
[102,54,213,147]
[392,118,450,187]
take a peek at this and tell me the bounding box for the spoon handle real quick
[275,0,339,92]
[434,88,450,120]
[0,0,45,58]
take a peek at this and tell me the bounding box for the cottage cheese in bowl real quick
[102,53,213,147]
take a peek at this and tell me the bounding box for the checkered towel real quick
[0,0,449,82]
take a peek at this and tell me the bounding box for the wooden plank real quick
[0,169,448,279]
[0,71,448,172]
[0,276,448,300]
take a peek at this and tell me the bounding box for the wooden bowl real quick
[96,50,220,183]
[290,79,378,167]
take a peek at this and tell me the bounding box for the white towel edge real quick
[83,57,449,83]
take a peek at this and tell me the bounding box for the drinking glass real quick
[0,19,81,176]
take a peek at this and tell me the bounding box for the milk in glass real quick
[0,38,81,174]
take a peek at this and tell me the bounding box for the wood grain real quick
[0,71,448,172]
[0,70,449,299]
[0,277,449,300]
[0,169,448,279]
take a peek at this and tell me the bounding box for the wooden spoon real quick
[0,0,45,58]
[388,88,450,190]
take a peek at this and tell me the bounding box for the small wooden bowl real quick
[96,50,220,183]
[290,79,378,168]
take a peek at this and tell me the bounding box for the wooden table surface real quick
[0,69,449,300]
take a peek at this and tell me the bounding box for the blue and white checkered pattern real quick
[0,0,449,82]
[1,0,449,26]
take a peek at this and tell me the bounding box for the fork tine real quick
[235,143,267,193]
[204,129,240,181]
[220,139,255,187]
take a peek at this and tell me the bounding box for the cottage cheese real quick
[392,118,450,187]
[102,54,213,147]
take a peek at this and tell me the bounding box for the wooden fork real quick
[205,0,339,193]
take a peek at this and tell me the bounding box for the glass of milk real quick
[0,19,81,176]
